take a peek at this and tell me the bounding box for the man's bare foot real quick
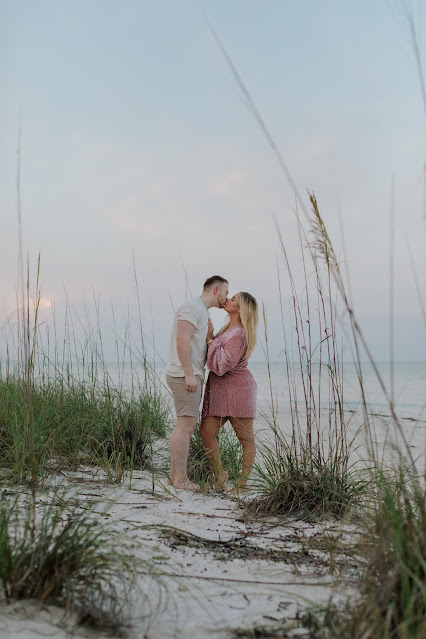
[168,479,200,491]
[216,471,229,492]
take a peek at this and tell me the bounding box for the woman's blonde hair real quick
[218,292,258,360]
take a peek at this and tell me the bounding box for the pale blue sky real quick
[1,0,425,362]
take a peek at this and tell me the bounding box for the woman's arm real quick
[206,319,214,344]
[207,331,246,376]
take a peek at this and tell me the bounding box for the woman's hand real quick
[206,319,214,344]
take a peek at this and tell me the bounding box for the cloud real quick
[1,123,425,362]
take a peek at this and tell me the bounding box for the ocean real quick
[136,360,424,463]
[144,360,426,423]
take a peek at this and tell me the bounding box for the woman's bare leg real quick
[229,417,255,493]
[200,416,228,490]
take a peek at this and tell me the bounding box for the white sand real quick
[0,470,361,639]
[1,402,424,638]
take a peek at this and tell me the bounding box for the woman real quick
[200,292,258,494]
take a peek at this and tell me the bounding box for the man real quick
[166,275,229,490]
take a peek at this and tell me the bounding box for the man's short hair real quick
[203,275,228,291]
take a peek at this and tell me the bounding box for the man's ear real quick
[213,286,218,295]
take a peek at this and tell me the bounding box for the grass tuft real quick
[248,426,365,519]
[349,468,426,638]
[0,491,144,634]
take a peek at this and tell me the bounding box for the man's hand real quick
[185,373,198,392]
[206,319,214,344]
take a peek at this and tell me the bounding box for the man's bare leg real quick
[229,417,255,495]
[169,416,199,490]
[200,416,228,491]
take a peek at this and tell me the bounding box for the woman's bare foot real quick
[216,471,229,492]
[229,483,248,497]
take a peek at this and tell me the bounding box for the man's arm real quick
[176,320,198,392]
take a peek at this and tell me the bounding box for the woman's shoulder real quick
[224,324,246,340]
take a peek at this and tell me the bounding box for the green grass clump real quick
[0,492,141,633]
[247,428,364,519]
[0,374,171,482]
[290,468,426,639]
[353,469,426,638]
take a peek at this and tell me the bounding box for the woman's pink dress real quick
[202,325,257,419]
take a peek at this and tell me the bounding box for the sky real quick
[1,0,425,364]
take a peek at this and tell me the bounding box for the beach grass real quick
[292,466,425,639]
[244,191,366,519]
[354,467,426,638]
[238,189,424,633]
[0,373,171,484]
[248,425,365,519]
[0,281,168,631]
[297,195,425,634]
[244,190,425,635]
[0,491,144,634]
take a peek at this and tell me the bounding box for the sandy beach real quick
[1,390,425,639]
[0,466,363,639]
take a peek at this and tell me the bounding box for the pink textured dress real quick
[202,325,257,419]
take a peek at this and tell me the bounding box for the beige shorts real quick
[166,374,204,417]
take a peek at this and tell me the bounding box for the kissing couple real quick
[166,275,258,493]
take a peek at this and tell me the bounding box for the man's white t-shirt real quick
[166,297,211,378]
